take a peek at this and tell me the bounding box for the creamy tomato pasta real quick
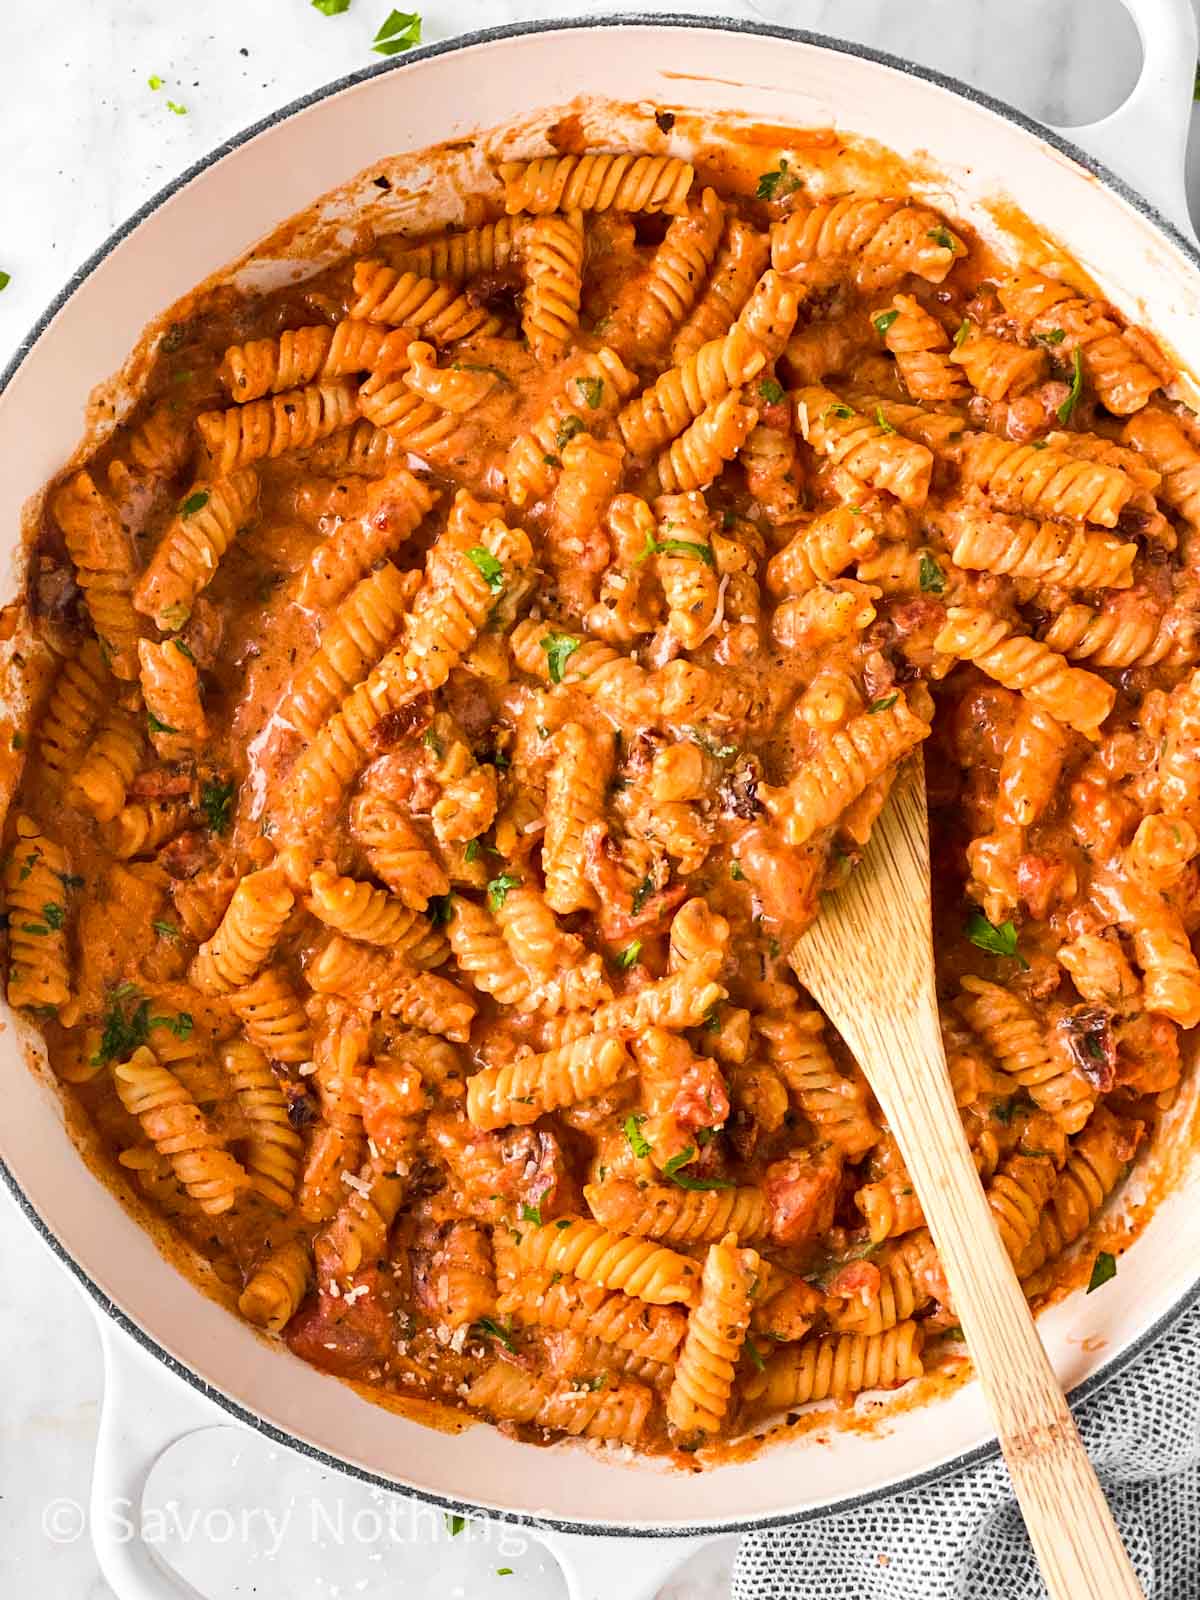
[4,128,1192,1459]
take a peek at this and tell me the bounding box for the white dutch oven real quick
[4,7,1200,1597]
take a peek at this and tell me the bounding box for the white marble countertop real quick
[2,2,1198,1596]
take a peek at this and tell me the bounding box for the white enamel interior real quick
[3,20,1200,1532]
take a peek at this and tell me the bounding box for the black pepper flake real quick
[373,175,392,190]
[654,109,676,133]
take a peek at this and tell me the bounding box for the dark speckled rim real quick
[3,10,1200,1542]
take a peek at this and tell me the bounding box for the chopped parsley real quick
[472,1316,516,1353]
[40,903,65,931]
[1057,346,1084,423]
[918,553,946,594]
[689,727,737,759]
[635,531,714,567]
[555,414,586,450]
[630,874,655,915]
[151,919,179,940]
[0,271,9,294]
[1087,1251,1117,1294]
[927,225,956,251]
[822,401,854,422]
[427,894,455,926]
[373,9,421,54]
[422,727,444,759]
[755,157,801,202]
[172,637,196,662]
[56,871,84,890]
[312,0,352,10]
[965,909,1028,967]
[200,778,236,835]
[874,406,897,436]
[146,710,177,735]
[466,546,504,593]
[497,1570,513,1578]
[180,490,210,517]
[729,860,746,881]
[953,319,971,349]
[555,1219,572,1230]
[166,100,188,116]
[147,74,164,91]
[873,309,899,337]
[487,872,521,911]
[669,1169,734,1192]
[867,694,898,714]
[616,940,642,969]
[1037,327,1067,346]
[663,1147,696,1177]
[758,377,785,405]
[624,1114,651,1158]
[91,990,191,1066]
[520,1202,542,1225]
[445,1513,467,1536]
[463,839,481,863]
[540,631,581,684]
[745,1341,766,1373]
[575,376,604,409]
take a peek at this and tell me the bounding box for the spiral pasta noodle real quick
[500,153,694,216]
[115,1047,249,1216]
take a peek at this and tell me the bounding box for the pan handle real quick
[535,1527,727,1600]
[1050,0,1197,238]
[89,1312,220,1599]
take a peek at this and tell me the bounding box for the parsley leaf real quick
[487,872,521,911]
[927,225,956,251]
[555,414,586,450]
[92,992,152,1065]
[918,553,946,594]
[616,940,642,969]
[755,157,801,202]
[520,1202,542,1225]
[147,710,177,735]
[1087,1251,1117,1293]
[172,637,195,662]
[539,632,581,684]
[873,309,899,337]
[166,100,187,116]
[758,377,785,405]
[426,894,455,926]
[41,903,66,931]
[663,1146,696,1177]
[180,490,209,517]
[200,778,236,835]
[472,1316,516,1353]
[624,1114,651,1158]
[670,1169,735,1192]
[729,860,746,881]
[745,1341,766,1373]
[689,727,737,758]
[953,318,971,349]
[445,1512,467,1536]
[151,919,179,940]
[965,909,1028,967]
[373,9,421,55]
[463,839,481,863]
[1057,346,1084,423]
[635,531,714,567]
[868,694,898,714]
[1037,327,1067,346]
[312,0,352,11]
[630,874,655,915]
[422,727,444,759]
[874,406,897,436]
[575,376,604,409]
[147,74,163,91]
[822,401,854,422]
[466,546,504,593]
[0,271,9,294]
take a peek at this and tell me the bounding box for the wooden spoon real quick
[790,753,1142,1600]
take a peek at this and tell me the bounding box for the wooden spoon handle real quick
[869,1000,1142,1600]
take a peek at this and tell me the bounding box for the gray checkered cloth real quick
[733,1297,1200,1598]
